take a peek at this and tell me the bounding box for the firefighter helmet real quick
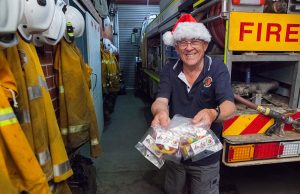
[18,0,56,42]
[63,5,85,43]
[0,0,24,34]
[0,0,24,48]
[32,35,43,47]
[33,4,66,46]
[0,34,19,49]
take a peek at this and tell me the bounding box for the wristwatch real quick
[213,106,220,122]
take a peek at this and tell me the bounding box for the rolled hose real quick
[207,2,225,49]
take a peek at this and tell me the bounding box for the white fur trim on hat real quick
[162,31,175,46]
[163,22,211,46]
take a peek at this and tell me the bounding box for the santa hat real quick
[163,14,211,46]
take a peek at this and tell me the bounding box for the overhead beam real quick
[79,0,102,23]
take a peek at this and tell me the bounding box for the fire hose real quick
[234,94,300,135]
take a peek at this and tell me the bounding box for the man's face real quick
[175,39,208,67]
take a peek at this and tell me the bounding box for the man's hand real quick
[151,97,170,128]
[192,108,217,128]
[151,110,170,128]
[192,100,236,127]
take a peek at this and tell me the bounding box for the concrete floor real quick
[95,92,165,194]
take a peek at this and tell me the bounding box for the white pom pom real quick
[163,31,175,46]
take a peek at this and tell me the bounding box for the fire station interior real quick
[2,0,300,194]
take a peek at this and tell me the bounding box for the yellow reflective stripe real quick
[61,128,68,135]
[37,148,51,166]
[193,0,205,8]
[53,161,71,177]
[0,107,13,115]
[0,108,17,127]
[223,115,258,136]
[91,138,99,146]
[0,117,18,127]
[258,119,275,134]
[59,86,64,94]
[69,125,87,134]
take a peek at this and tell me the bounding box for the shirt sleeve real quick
[157,64,172,100]
[213,61,234,104]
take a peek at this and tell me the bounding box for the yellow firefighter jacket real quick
[100,45,120,93]
[15,39,73,182]
[54,39,101,158]
[0,50,51,194]
[5,45,54,180]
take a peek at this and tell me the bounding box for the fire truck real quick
[137,0,300,167]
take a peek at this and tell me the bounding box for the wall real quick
[37,45,59,116]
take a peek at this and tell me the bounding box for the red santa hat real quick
[163,14,211,46]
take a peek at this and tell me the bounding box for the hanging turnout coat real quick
[5,45,53,180]
[0,50,51,194]
[5,46,34,150]
[54,39,101,158]
[15,39,73,182]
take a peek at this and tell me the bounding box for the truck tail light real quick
[228,144,254,162]
[232,0,265,5]
[253,142,279,160]
[225,141,300,163]
[278,141,300,158]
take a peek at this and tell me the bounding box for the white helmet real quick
[0,0,24,48]
[0,0,24,34]
[0,34,19,49]
[33,3,66,46]
[18,0,55,42]
[32,35,43,47]
[63,5,85,43]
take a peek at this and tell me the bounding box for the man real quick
[151,14,236,194]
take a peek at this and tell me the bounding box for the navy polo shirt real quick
[157,55,234,166]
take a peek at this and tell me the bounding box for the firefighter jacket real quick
[5,45,53,180]
[54,39,101,158]
[100,44,120,94]
[0,50,51,194]
[101,44,108,94]
[13,39,73,182]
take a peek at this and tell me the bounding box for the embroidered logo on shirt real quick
[203,76,213,88]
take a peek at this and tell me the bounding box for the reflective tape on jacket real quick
[59,86,64,94]
[68,125,87,134]
[91,138,99,146]
[37,148,51,166]
[0,107,18,127]
[53,161,72,177]
[27,85,42,100]
[38,76,48,90]
[60,128,68,135]
[16,109,31,124]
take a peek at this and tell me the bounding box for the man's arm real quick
[192,100,236,126]
[151,97,170,128]
[215,100,236,122]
